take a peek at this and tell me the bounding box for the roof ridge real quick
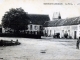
[44,16,80,27]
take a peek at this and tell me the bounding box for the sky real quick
[0,0,80,24]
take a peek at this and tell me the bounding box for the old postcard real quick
[0,0,80,60]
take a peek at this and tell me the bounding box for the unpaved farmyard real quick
[0,37,80,60]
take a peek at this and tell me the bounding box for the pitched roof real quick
[28,14,50,26]
[44,16,80,27]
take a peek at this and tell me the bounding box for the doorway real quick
[74,31,77,39]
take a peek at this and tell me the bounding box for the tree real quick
[2,8,30,33]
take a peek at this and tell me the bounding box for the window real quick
[40,26,42,30]
[62,30,64,32]
[35,26,37,30]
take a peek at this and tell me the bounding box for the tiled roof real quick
[28,14,50,26]
[44,16,80,27]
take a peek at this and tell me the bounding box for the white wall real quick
[77,24,80,38]
[44,25,78,39]
[28,24,40,31]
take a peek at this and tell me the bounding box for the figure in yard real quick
[15,39,20,45]
[76,37,80,49]
[11,40,13,43]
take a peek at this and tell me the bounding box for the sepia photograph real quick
[0,0,80,60]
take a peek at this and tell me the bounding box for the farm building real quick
[43,12,80,39]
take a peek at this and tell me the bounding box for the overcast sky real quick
[0,0,80,24]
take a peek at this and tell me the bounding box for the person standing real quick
[76,37,80,49]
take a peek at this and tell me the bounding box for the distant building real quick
[52,12,61,20]
[44,13,80,39]
[26,24,43,35]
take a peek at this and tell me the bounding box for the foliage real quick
[2,8,30,33]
